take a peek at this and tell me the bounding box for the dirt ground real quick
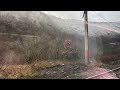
[0,60,119,79]
[30,61,118,79]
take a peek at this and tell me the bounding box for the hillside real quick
[0,11,120,65]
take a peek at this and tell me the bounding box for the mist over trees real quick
[0,11,120,64]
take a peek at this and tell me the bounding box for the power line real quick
[0,32,40,38]
[91,11,120,29]
[0,21,119,38]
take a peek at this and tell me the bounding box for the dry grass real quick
[0,64,32,79]
[0,60,79,79]
[0,60,104,79]
[31,60,73,69]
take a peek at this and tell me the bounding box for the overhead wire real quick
[91,11,120,29]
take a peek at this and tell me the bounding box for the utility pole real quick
[83,11,89,64]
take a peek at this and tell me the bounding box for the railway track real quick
[86,66,120,79]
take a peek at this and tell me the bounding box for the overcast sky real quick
[42,11,120,22]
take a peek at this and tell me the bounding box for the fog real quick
[42,11,120,22]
